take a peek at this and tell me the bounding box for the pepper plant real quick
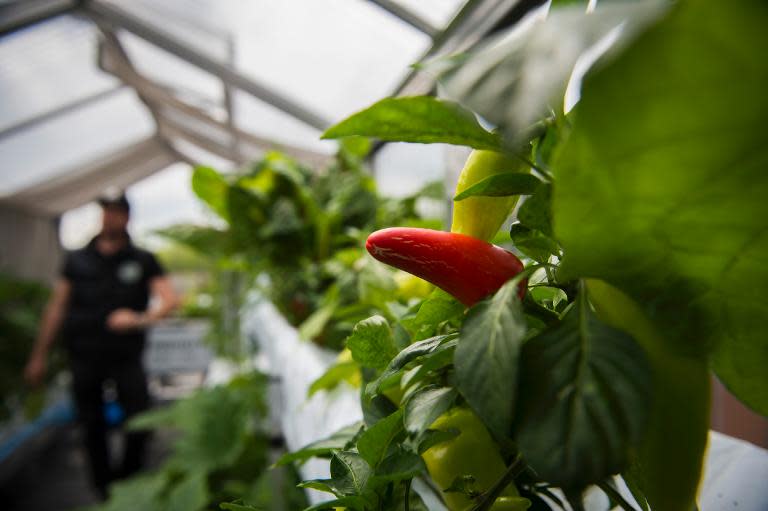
[161,143,442,351]
[281,1,768,510]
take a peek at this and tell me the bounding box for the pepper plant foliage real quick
[285,1,768,510]
[160,142,441,351]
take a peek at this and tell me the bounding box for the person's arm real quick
[24,278,71,386]
[106,275,179,331]
[141,275,179,326]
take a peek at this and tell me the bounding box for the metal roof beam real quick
[81,0,332,131]
[0,84,125,141]
[391,0,546,97]
[0,0,75,36]
[367,0,438,38]
[1,136,176,216]
[97,38,332,168]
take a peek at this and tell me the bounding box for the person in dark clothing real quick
[24,192,177,498]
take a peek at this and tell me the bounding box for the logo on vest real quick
[117,261,142,284]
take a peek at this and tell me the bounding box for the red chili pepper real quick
[366,227,525,307]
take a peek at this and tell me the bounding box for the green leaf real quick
[298,480,348,498]
[302,496,371,511]
[220,502,261,511]
[434,2,666,142]
[362,393,399,427]
[404,386,458,435]
[99,472,168,511]
[134,384,252,472]
[516,290,652,489]
[402,289,465,341]
[453,173,541,201]
[322,96,502,151]
[227,185,267,249]
[621,473,650,511]
[330,450,372,495]
[346,315,398,370]
[165,472,208,511]
[357,410,404,468]
[155,224,234,260]
[553,1,768,414]
[299,300,338,341]
[509,223,560,263]
[588,279,709,511]
[415,428,460,454]
[192,166,230,220]
[366,334,458,398]
[529,286,568,312]
[454,279,527,439]
[399,346,456,393]
[339,135,372,159]
[275,422,363,466]
[373,449,425,482]
[308,361,359,397]
[517,183,552,236]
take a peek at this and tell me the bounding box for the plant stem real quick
[597,480,639,511]
[470,455,526,511]
[513,152,555,182]
[544,265,555,284]
[404,479,411,511]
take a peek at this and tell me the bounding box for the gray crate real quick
[143,320,213,375]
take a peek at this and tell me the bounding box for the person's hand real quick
[106,308,145,332]
[24,352,47,387]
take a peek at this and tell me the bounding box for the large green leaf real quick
[454,279,527,439]
[191,166,230,220]
[165,472,209,511]
[356,410,404,468]
[345,315,398,370]
[155,224,234,260]
[275,422,363,466]
[322,96,502,151]
[588,280,709,511]
[226,185,267,250]
[401,289,465,341]
[553,1,768,414]
[365,333,458,399]
[96,472,167,511]
[146,385,250,471]
[403,386,458,436]
[516,290,651,489]
[432,1,666,141]
[329,451,372,495]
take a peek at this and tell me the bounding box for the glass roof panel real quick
[393,0,466,29]
[101,0,431,122]
[0,13,118,132]
[0,88,155,196]
[233,91,336,155]
[117,29,225,108]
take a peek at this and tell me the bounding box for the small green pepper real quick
[422,407,530,511]
[451,150,525,242]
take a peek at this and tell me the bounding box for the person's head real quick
[98,192,130,238]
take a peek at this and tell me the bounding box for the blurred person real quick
[23,191,177,499]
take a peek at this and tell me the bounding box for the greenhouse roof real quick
[0,0,538,217]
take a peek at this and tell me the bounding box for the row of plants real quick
[159,141,442,353]
[91,132,447,509]
[84,372,309,511]
[273,1,768,511]
[0,273,59,423]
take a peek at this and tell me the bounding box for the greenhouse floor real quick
[1,423,175,511]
